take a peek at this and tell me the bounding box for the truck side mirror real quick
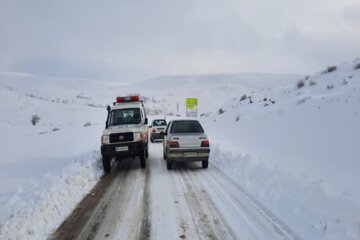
[105,106,110,128]
[144,118,148,125]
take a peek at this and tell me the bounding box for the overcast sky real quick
[0,0,359,81]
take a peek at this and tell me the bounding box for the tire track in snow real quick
[50,158,133,240]
[169,166,202,240]
[138,163,151,240]
[50,157,150,240]
[173,163,237,240]
[147,143,178,240]
[198,164,301,240]
[96,159,149,240]
[148,143,200,240]
[76,159,137,240]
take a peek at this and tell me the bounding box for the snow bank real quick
[210,144,360,240]
[0,151,102,239]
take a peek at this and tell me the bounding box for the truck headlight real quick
[133,132,141,141]
[101,135,109,145]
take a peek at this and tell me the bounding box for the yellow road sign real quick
[186,98,198,109]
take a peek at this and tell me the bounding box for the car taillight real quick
[201,140,209,147]
[169,141,179,148]
[152,128,156,133]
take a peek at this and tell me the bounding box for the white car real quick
[150,119,167,142]
[162,119,210,170]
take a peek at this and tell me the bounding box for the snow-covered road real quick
[51,143,299,240]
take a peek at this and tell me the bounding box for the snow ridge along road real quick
[51,143,300,240]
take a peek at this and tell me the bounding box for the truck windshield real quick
[108,108,141,126]
[170,121,204,133]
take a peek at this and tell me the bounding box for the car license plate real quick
[184,152,197,157]
[115,146,128,152]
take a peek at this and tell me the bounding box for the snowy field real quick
[0,58,360,239]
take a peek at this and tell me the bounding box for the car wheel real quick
[202,160,209,169]
[167,158,172,170]
[102,156,111,173]
[140,149,146,169]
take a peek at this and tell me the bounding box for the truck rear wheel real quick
[102,156,111,173]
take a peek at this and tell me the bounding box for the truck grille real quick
[110,132,134,143]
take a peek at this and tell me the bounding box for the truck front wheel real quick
[102,156,111,173]
[140,149,146,169]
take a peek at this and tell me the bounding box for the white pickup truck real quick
[100,95,149,172]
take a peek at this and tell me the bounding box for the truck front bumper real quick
[101,141,145,158]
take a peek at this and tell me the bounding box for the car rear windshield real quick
[108,108,141,125]
[170,121,204,133]
[153,119,167,126]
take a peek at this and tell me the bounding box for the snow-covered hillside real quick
[0,59,359,239]
[200,59,360,240]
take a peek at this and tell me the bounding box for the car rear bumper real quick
[101,141,145,158]
[168,148,210,162]
[151,132,164,140]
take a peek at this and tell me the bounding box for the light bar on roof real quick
[116,95,140,102]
